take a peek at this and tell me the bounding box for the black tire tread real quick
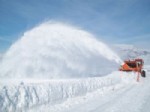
[141,70,146,77]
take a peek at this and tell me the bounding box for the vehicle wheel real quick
[141,70,146,77]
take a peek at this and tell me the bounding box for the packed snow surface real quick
[0,71,137,112]
[47,67,150,112]
[0,22,122,78]
[29,66,150,112]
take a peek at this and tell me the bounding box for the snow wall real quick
[0,72,136,112]
[0,21,122,79]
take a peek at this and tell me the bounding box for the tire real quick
[141,70,146,77]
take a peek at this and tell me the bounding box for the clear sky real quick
[0,0,150,52]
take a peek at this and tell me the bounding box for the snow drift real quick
[0,22,122,78]
[0,72,136,112]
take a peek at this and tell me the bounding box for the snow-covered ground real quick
[0,67,149,112]
[29,66,150,112]
[59,74,150,112]
[0,71,138,112]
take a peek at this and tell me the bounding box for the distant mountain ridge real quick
[114,44,150,64]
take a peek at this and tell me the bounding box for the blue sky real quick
[0,0,150,52]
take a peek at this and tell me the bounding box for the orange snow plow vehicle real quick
[119,58,146,78]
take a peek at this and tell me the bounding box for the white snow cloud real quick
[0,22,122,79]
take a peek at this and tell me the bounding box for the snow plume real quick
[0,53,2,61]
[0,21,122,78]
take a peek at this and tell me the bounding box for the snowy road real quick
[59,67,150,112]
[31,66,150,112]
[64,80,149,112]
[1,67,150,112]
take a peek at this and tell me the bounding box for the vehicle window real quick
[127,63,136,68]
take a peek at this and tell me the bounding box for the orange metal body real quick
[119,59,144,73]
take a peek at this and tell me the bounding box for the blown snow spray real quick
[0,21,122,79]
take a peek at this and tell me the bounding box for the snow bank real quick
[0,22,122,79]
[0,72,136,112]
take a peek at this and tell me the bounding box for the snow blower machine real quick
[119,58,146,78]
